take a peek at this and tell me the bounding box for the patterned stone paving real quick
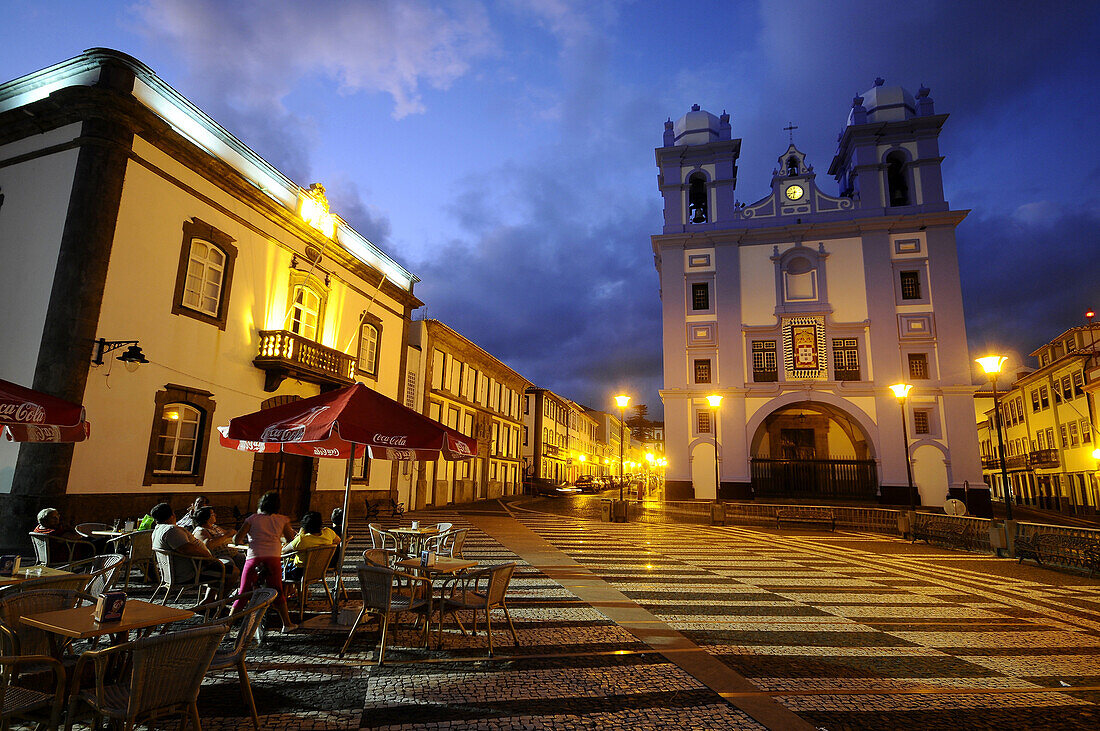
[43,498,1100,729]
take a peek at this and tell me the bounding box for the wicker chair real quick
[0,654,66,730]
[106,529,155,589]
[338,566,432,662]
[368,523,398,551]
[0,589,94,657]
[28,533,95,567]
[0,571,94,600]
[176,588,277,731]
[282,544,337,622]
[425,528,468,558]
[435,522,453,534]
[65,623,229,731]
[438,563,518,656]
[150,548,226,606]
[58,553,126,596]
[362,549,399,568]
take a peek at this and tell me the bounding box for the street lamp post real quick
[614,395,630,501]
[707,394,723,500]
[890,384,916,513]
[976,356,1013,522]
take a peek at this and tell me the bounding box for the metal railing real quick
[749,458,878,500]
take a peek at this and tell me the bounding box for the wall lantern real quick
[92,339,148,372]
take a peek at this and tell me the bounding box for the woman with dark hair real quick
[282,511,339,583]
[231,491,297,632]
[192,506,244,570]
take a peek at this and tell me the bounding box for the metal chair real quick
[150,548,226,606]
[0,654,66,730]
[28,533,95,567]
[177,588,277,731]
[106,528,155,589]
[438,563,519,656]
[58,553,125,596]
[65,623,228,731]
[283,544,337,622]
[368,523,398,551]
[338,566,432,662]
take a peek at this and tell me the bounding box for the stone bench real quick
[775,507,835,531]
[1016,533,1100,578]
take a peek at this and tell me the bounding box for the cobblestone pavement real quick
[51,497,1100,729]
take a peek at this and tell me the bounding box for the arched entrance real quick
[749,401,878,500]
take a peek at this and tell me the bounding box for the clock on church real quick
[785,184,804,201]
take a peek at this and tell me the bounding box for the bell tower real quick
[828,78,948,213]
[655,105,741,233]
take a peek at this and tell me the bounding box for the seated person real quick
[33,508,95,560]
[328,508,345,569]
[176,495,208,532]
[192,506,244,571]
[282,511,340,583]
[150,502,233,602]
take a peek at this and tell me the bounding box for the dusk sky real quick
[4,1,1098,419]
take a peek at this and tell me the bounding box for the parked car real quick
[527,477,581,497]
[574,476,599,493]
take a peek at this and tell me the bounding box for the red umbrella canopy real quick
[0,378,90,443]
[221,382,477,461]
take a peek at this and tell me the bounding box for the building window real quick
[351,453,372,483]
[1082,419,1092,443]
[688,173,708,224]
[289,283,323,340]
[696,410,712,434]
[1060,425,1068,448]
[1069,422,1080,448]
[143,385,216,486]
[832,338,860,381]
[1045,427,1055,450]
[886,151,910,206]
[913,409,930,435]
[694,359,712,384]
[899,271,921,300]
[171,218,236,330]
[691,282,710,311]
[752,340,778,382]
[908,353,929,379]
[1031,389,1040,412]
[1073,371,1085,397]
[1039,386,1049,409]
[1037,430,1046,450]
[357,322,380,376]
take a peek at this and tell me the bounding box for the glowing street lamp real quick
[614,394,630,501]
[890,384,917,513]
[976,355,1013,521]
[707,394,723,500]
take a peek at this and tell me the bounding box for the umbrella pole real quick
[334,453,354,611]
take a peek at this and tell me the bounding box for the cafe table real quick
[21,599,194,643]
[0,565,71,588]
[387,526,441,556]
[396,557,477,648]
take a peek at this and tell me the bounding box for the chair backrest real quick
[298,544,337,583]
[357,565,396,613]
[207,588,277,670]
[368,524,395,550]
[449,528,468,559]
[362,549,397,568]
[28,533,50,565]
[152,548,197,587]
[485,563,516,607]
[56,553,125,596]
[128,529,154,562]
[123,624,229,719]
[435,522,453,534]
[0,589,93,655]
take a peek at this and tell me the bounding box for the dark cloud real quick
[325,177,393,251]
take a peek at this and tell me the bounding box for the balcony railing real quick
[253,329,356,392]
[1028,448,1060,468]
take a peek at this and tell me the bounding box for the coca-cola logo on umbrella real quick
[0,401,47,424]
[260,405,330,442]
[373,433,408,447]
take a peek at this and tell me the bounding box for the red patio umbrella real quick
[0,377,90,443]
[219,381,477,603]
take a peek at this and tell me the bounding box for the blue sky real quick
[3,0,1098,419]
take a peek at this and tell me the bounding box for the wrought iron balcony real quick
[1028,448,1060,468]
[1005,455,1028,470]
[981,456,1002,470]
[253,329,356,392]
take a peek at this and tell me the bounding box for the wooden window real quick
[913,409,930,435]
[143,385,216,486]
[908,353,929,379]
[696,410,712,434]
[832,338,860,381]
[694,359,711,384]
[1073,371,1085,397]
[289,284,322,340]
[1031,389,1040,412]
[171,219,236,330]
[1060,425,1068,448]
[357,322,380,376]
[1039,386,1049,409]
[1069,422,1080,448]
[691,282,710,311]
[1082,419,1092,443]
[752,340,778,382]
[899,271,921,300]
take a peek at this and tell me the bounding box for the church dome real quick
[847,78,917,125]
[673,104,725,145]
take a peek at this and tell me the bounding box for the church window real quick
[913,410,930,435]
[900,271,921,300]
[908,353,929,379]
[688,173,708,223]
[832,338,860,381]
[694,359,712,384]
[886,151,910,206]
[691,282,710,311]
[752,341,778,382]
[696,410,712,435]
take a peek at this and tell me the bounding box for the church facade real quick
[653,80,985,509]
